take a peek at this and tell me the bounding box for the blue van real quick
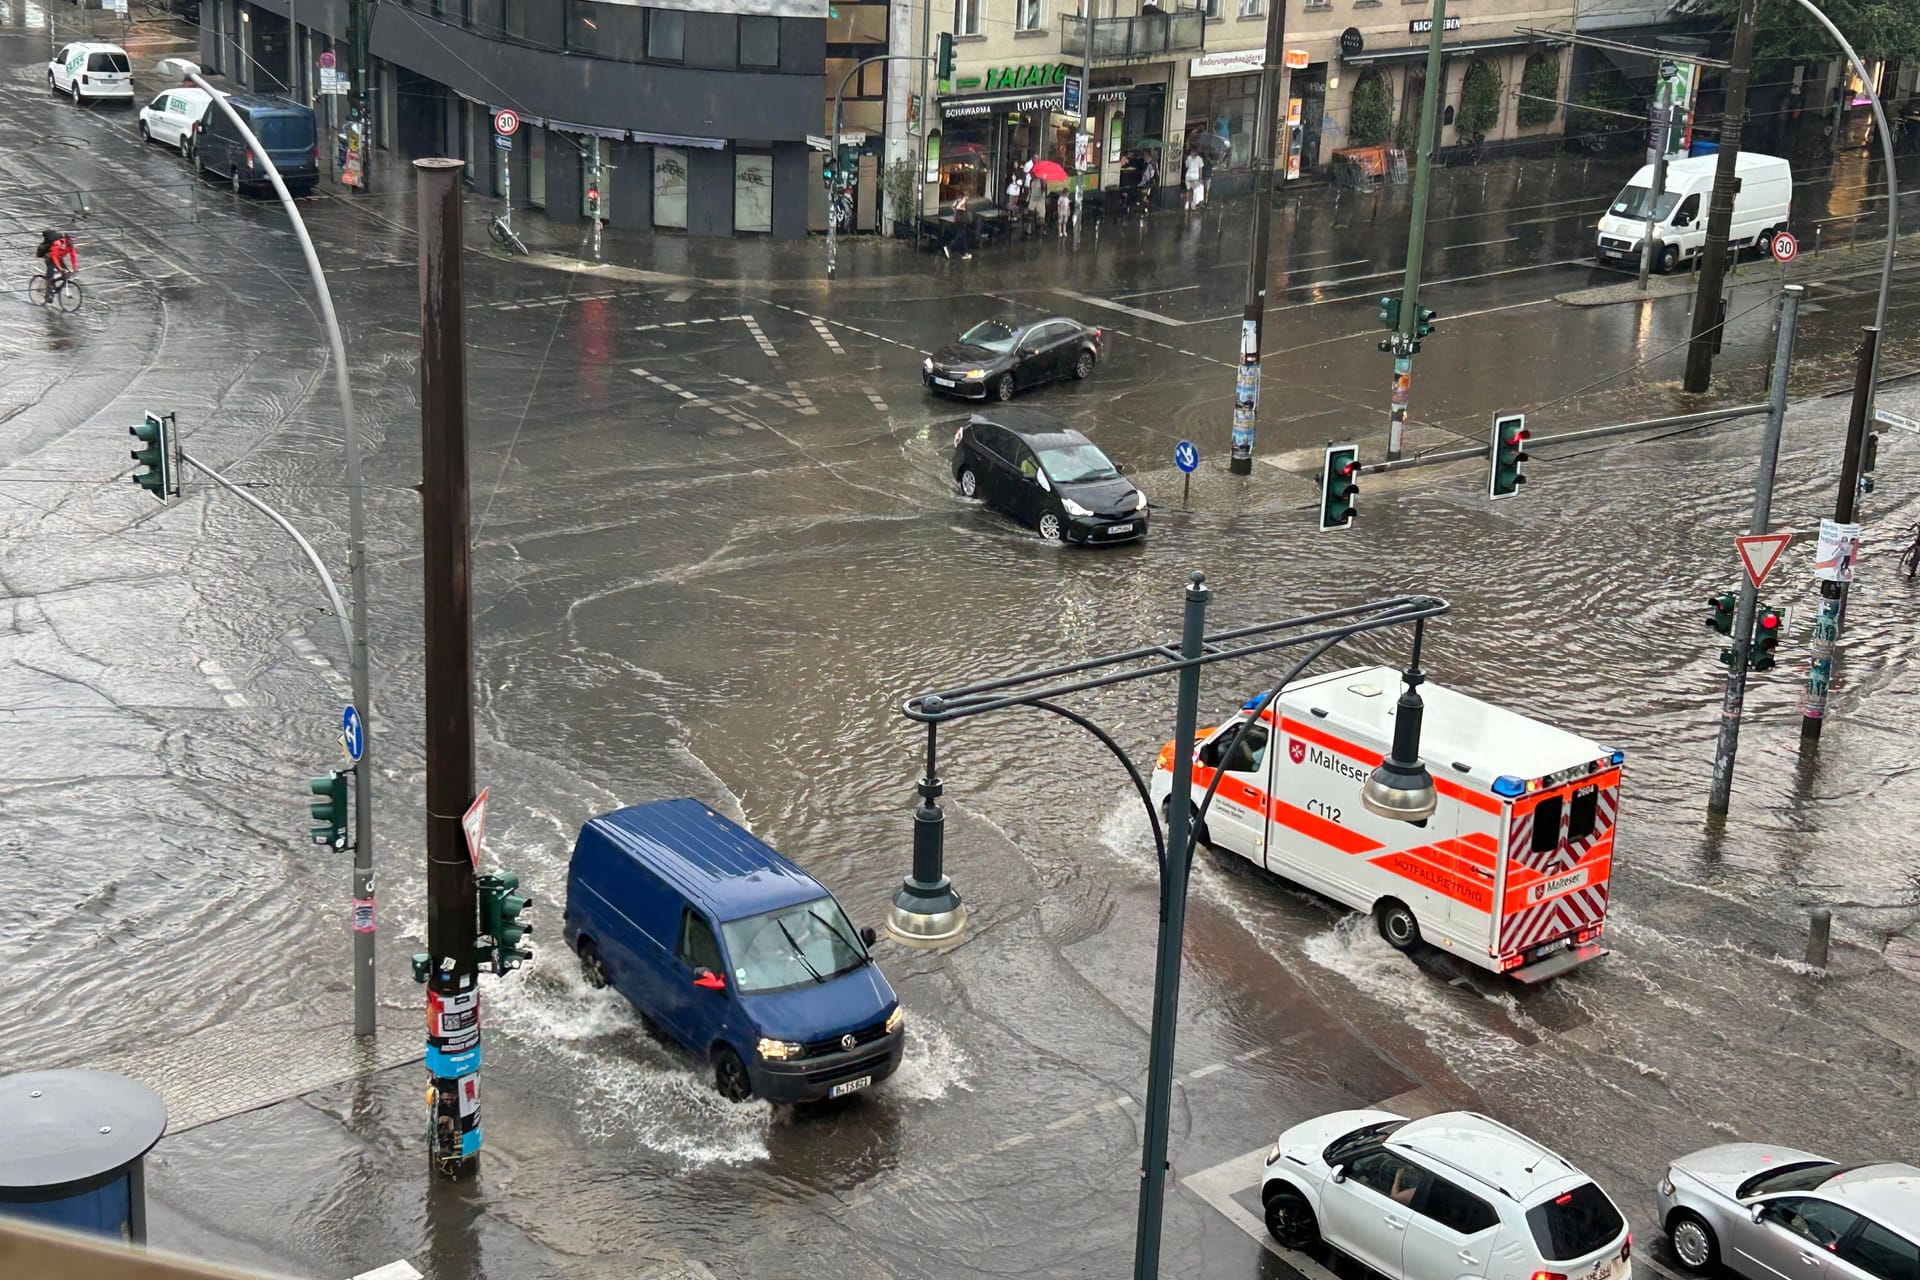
[563,799,905,1103]
[194,93,319,195]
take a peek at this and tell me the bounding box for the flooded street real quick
[3,11,1920,1279]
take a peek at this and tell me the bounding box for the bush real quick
[1456,60,1502,142]
[1349,72,1394,147]
[1518,54,1561,127]
[883,156,919,234]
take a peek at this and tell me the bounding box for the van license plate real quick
[829,1075,872,1098]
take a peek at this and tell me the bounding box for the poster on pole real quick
[1814,519,1861,583]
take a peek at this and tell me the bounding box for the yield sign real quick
[462,788,490,871]
[1735,532,1792,590]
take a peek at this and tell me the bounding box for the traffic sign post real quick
[342,705,365,762]
[1175,440,1198,507]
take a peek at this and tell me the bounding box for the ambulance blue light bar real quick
[1243,694,1264,710]
[1491,776,1526,798]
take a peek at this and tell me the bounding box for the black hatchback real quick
[951,407,1147,545]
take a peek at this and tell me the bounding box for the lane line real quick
[1049,287,1194,326]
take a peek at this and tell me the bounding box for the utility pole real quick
[1070,0,1091,241]
[1638,75,1672,292]
[1682,0,1759,391]
[345,0,373,193]
[417,157,480,1179]
[1708,284,1802,816]
[1385,0,1447,461]
[1228,0,1289,475]
[916,0,932,248]
[1132,572,1208,1280]
[1798,327,1879,743]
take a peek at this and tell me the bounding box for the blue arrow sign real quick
[342,705,365,762]
[1174,441,1200,473]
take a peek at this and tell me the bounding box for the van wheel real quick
[713,1046,753,1102]
[577,940,608,989]
[1376,899,1421,951]
[1264,1185,1319,1249]
[140,121,151,144]
[179,134,192,160]
[1658,244,1679,273]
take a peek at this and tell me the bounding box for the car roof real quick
[968,406,1092,447]
[1816,1163,1920,1227]
[1388,1112,1587,1203]
[585,798,826,922]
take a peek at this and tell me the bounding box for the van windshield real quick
[720,896,869,994]
[1610,185,1679,221]
[257,114,316,150]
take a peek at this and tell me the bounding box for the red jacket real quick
[49,238,76,272]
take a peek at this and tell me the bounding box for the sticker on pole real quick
[1735,531,1792,589]
[1174,441,1199,473]
[493,109,520,137]
[1770,232,1798,264]
[1814,519,1862,583]
[463,788,490,871]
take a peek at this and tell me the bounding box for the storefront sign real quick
[1190,48,1265,78]
[1408,15,1461,33]
[1283,48,1311,69]
[1089,86,1130,103]
[941,91,1063,118]
[952,62,1072,94]
[1063,74,1083,115]
[1339,27,1365,56]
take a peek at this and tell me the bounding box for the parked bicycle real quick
[487,212,527,255]
[1898,521,1920,579]
[28,269,82,313]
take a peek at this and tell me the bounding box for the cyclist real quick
[38,229,76,295]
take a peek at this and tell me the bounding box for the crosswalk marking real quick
[808,316,846,355]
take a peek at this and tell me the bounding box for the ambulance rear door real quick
[1495,766,1622,971]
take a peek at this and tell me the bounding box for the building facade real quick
[199,0,827,238]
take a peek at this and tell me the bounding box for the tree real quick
[1679,0,1920,66]
[1350,71,1395,147]
[1518,52,1561,127]
[1456,61,1502,142]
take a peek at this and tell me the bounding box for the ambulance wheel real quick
[1264,1185,1319,1249]
[1376,899,1421,951]
[1164,799,1210,850]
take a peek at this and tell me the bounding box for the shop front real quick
[1185,47,1265,170]
[936,86,1068,208]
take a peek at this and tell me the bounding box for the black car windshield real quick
[959,320,1018,354]
[1738,1162,1865,1198]
[719,896,869,994]
[88,52,131,73]
[257,114,316,150]
[1610,185,1680,220]
[1037,443,1120,483]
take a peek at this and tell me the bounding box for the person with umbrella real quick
[1027,157,1068,233]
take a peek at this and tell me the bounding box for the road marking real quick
[862,385,891,413]
[1046,1111,1088,1131]
[1188,1062,1228,1079]
[629,367,762,429]
[786,380,817,414]
[665,288,694,302]
[1050,287,1195,326]
[1112,283,1204,299]
[1446,235,1521,250]
[740,315,781,362]
[809,317,847,355]
[768,303,927,354]
[197,658,248,709]
[350,1263,423,1280]
[634,314,748,333]
[716,374,812,415]
[1181,1146,1344,1278]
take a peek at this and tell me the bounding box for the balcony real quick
[1060,6,1207,63]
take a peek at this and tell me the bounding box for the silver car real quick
[1656,1145,1920,1280]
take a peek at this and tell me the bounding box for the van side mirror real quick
[693,968,726,991]
[860,926,878,947]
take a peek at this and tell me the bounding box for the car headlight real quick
[1134,491,1149,511]
[923,357,933,373]
[885,1005,905,1034]
[1659,1175,1675,1196]
[963,368,987,380]
[1062,498,1092,517]
[756,1037,802,1061]
[1266,1141,1282,1165]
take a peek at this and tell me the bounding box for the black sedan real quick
[951,407,1147,545]
[923,317,1103,403]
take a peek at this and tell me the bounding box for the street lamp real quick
[1361,623,1438,823]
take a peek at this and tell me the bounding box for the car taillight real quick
[1532,1271,1567,1280]
[953,426,965,447]
[1621,1233,1633,1261]
[246,153,255,169]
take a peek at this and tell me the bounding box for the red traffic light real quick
[1759,613,1780,630]
[587,186,600,202]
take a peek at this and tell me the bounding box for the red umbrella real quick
[1029,159,1069,183]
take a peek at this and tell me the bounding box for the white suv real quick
[1262,1109,1633,1280]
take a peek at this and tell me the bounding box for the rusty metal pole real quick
[417,157,481,1180]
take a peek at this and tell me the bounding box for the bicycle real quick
[28,270,82,313]
[1898,521,1920,580]
[486,212,527,255]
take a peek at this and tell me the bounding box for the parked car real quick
[48,43,134,105]
[924,316,1102,402]
[951,406,1147,545]
[196,93,319,195]
[1261,1109,1633,1280]
[1658,1145,1920,1280]
[140,86,219,158]
[562,798,906,1104]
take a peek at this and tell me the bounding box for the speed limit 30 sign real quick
[493,109,520,137]
[1771,230,1798,264]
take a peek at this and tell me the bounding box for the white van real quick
[1150,666,1625,982]
[1596,151,1792,272]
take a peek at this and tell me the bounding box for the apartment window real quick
[740,15,780,66]
[648,8,685,61]
[1237,0,1260,15]
[955,0,981,36]
[1200,0,1221,17]
[1016,0,1041,31]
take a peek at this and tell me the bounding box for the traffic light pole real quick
[1229,0,1290,476]
[1798,327,1879,743]
[1385,0,1447,461]
[346,0,373,194]
[1681,0,1759,393]
[417,158,481,1180]
[1709,283,1801,816]
[828,54,925,279]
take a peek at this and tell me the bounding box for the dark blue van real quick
[194,93,319,195]
[563,799,905,1103]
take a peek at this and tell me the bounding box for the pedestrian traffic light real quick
[1414,304,1437,339]
[1705,591,1737,636]
[478,872,533,976]
[129,411,173,501]
[1377,295,1401,330]
[1488,412,1529,499]
[1319,443,1359,531]
[308,770,349,849]
[822,154,836,186]
[1862,431,1879,495]
[1750,606,1783,671]
[936,31,955,81]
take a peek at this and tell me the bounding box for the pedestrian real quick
[943,193,974,259]
[1005,164,1024,218]
[1056,189,1070,237]
[1184,147,1205,211]
[1199,147,1213,208]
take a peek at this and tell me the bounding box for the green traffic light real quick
[128,412,171,501]
[1705,592,1738,636]
[308,772,348,848]
[1377,296,1401,330]
[1415,304,1437,339]
[477,871,534,975]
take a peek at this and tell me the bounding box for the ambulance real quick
[1150,665,1624,982]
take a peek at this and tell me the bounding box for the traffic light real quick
[1862,431,1879,495]
[1319,443,1359,531]
[822,153,836,187]
[1377,295,1401,330]
[936,31,955,81]
[129,411,173,501]
[1750,606,1783,671]
[1413,304,1437,346]
[1488,412,1529,499]
[308,770,349,849]
[1705,591,1737,636]
[478,872,533,975]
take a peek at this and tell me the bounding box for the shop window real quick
[735,150,773,232]
[740,16,780,66]
[955,0,981,37]
[648,8,685,62]
[654,146,689,229]
[1016,0,1042,31]
[528,126,547,208]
